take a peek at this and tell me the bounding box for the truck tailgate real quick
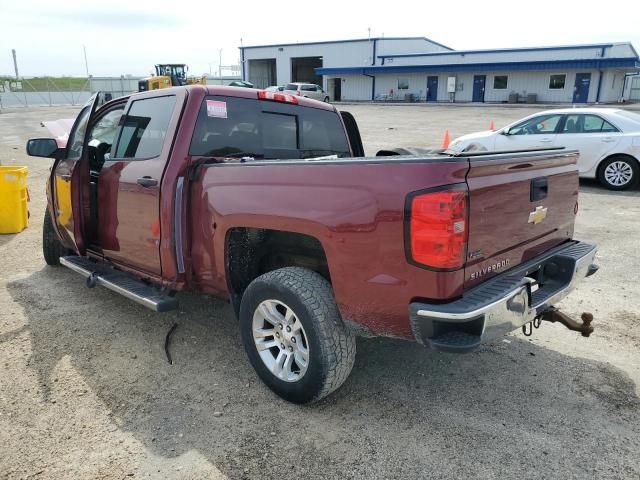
[464,149,579,289]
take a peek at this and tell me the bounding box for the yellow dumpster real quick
[0,166,29,234]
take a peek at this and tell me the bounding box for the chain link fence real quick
[0,76,141,109]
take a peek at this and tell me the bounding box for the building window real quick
[398,78,409,90]
[549,74,566,89]
[493,75,508,89]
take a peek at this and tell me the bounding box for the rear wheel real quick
[42,208,66,266]
[598,156,638,190]
[239,267,356,404]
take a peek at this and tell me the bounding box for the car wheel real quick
[324,96,330,103]
[42,208,66,266]
[598,156,639,190]
[239,267,356,404]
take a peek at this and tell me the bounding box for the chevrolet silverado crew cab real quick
[28,85,598,404]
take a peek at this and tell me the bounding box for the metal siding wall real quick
[243,42,373,86]
[376,39,449,57]
[597,70,625,103]
[247,59,275,88]
[339,75,372,101]
[381,45,637,67]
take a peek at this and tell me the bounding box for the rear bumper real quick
[409,241,598,352]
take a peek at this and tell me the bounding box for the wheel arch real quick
[596,152,639,177]
[225,227,330,316]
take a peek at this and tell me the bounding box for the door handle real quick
[601,138,616,143]
[539,138,553,143]
[137,176,158,187]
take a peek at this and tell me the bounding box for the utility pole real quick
[11,49,19,79]
[82,45,89,77]
[218,49,223,78]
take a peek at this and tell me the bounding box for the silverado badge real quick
[528,206,547,225]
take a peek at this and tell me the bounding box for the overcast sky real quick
[2,0,639,78]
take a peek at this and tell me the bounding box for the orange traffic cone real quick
[489,119,495,130]
[441,129,451,149]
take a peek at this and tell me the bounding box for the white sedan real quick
[447,108,640,190]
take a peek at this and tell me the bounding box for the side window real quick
[86,106,125,168]
[88,107,125,152]
[562,114,620,134]
[301,84,315,92]
[549,74,566,89]
[66,106,92,160]
[509,114,562,135]
[583,115,618,133]
[115,96,176,159]
[493,75,508,89]
[562,114,581,133]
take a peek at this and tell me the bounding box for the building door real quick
[472,75,486,102]
[333,78,342,101]
[426,76,438,102]
[573,73,591,103]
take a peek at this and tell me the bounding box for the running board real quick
[59,256,178,312]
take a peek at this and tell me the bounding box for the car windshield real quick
[189,95,351,160]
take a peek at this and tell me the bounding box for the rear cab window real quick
[189,96,351,160]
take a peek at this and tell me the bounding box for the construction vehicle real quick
[138,64,207,92]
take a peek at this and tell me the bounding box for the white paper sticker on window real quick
[206,100,227,118]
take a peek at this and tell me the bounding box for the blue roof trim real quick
[315,58,640,76]
[376,43,618,59]
[240,36,453,50]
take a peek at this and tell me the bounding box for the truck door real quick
[51,94,103,254]
[96,93,180,276]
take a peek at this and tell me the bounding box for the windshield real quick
[189,96,351,159]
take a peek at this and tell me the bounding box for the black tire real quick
[239,267,356,404]
[597,155,639,191]
[323,96,330,103]
[42,208,66,266]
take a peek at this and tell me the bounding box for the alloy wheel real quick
[252,299,310,382]
[604,160,633,187]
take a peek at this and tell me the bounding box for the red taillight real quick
[408,188,468,270]
[257,90,299,104]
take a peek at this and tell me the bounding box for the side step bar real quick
[60,256,178,312]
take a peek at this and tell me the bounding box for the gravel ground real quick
[1,104,639,479]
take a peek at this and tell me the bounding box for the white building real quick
[240,37,640,104]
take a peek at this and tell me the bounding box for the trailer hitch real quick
[539,306,594,337]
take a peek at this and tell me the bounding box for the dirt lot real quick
[1,103,639,479]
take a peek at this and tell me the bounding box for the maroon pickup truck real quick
[27,86,598,403]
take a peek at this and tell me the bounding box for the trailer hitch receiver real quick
[539,306,594,337]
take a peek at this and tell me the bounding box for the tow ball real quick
[522,307,594,337]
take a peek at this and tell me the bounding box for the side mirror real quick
[26,138,61,158]
[500,129,510,136]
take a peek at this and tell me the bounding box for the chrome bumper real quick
[409,241,598,353]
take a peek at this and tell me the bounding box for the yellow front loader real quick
[138,64,207,92]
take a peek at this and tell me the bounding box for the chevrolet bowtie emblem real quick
[528,206,548,224]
